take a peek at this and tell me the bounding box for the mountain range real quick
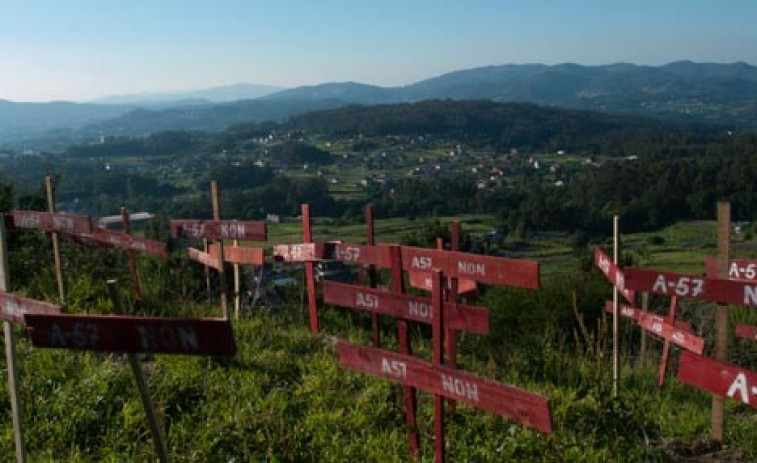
[90,83,284,105]
[2,61,757,148]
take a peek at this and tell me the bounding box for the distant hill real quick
[78,62,757,142]
[265,61,757,127]
[92,83,284,105]
[262,82,393,104]
[5,61,757,149]
[80,98,349,137]
[281,99,724,157]
[65,100,738,163]
[0,99,133,145]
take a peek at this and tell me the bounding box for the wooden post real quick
[446,222,460,371]
[657,296,678,386]
[711,201,730,441]
[233,237,241,320]
[638,292,649,370]
[366,205,380,347]
[45,175,66,304]
[210,181,229,320]
[302,204,318,333]
[389,245,419,459]
[106,280,168,463]
[120,208,141,299]
[612,215,620,397]
[203,238,211,301]
[431,269,446,463]
[0,214,27,462]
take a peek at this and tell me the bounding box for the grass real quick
[2,219,757,461]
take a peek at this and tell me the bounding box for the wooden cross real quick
[337,269,552,462]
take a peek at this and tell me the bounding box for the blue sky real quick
[1,0,756,102]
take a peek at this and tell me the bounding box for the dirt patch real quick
[663,438,751,462]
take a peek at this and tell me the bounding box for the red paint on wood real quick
[431,270,445,462]
[337,341,552,433]
[390,245,419,458]
[365,205,380,348]
[603,301,693,332]
[276,242,392,266]
[170,219,266,241]
[604,301,644,322]
[624,268,757,307]
[594,247,636,304]
[323,281,489,334]
[408,271,477,295]
[707,258,757,282]
[12,211,92,234]
[273,243,322,262]
[0,292,61,325]
[187,247,222,271]
[678,351,757,409]
[209,244,264,265]
[638,313,704,352]
[735,324,757,341]
[398,246,539,288]
[326,242,392,266]
[302,204,319,334]
[24,314,236,356]
[85,229,167,257]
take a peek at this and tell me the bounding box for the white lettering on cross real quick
[381,358,407,379]
[441,374,479,402]
[457,261,485,277]
[744,285,757,306]
[53,216,73,231]
[727,372,754,405]
[411,256,432,270]
[356,292,379,309]
[407,300,432,319]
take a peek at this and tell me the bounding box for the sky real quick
[1,0,756,102]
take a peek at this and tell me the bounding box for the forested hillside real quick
[2,99,756,237]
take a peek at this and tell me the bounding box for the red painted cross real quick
[336,269,551,462]
[323,280,489,334]
[0,292,61,325]
[24,314,236,356]
[209,244,264,265]
[594,247,635,304]
[75,229,168,258]
[170,219,266,241]
[11,211,93,235]
[187,247,222,271]
[604,297,704,386]
[678,351,757,410]
[735,324,757,342]
[642,297,704,386]
[624,267,757,308]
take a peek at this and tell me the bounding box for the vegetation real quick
[1,100,755,240]
[0,170,754,460]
